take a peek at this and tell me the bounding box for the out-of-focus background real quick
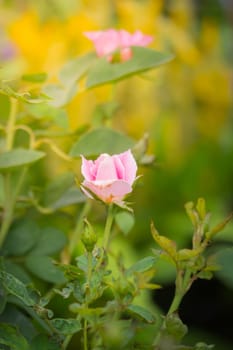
[1,0,233,348]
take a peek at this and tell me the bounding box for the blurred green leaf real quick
[126,256,156,276]
[0,304,36,341]
[26,103,69,129]
[30,227,67,256]
[70,127,135,157]
[165,313,188,342]
[115,211,135,235]
[0,323,29,350]
[59,52,96,86]
[30,334,61,350]
[25,256,66,284]
[86,47,173,88]
[0,82,49,104]
[126,304,156,323]
[0,149,45,170]
[0,270,35,306]
[3,219,40,256]
[42,82,77,107]
[22,73,47,83]
[50,318,82,335]
[4,261,31,284]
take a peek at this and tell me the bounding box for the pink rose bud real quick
[84,29,153,62]
[81,150,137,205]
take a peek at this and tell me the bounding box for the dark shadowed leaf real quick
[30,227,67,256]
[31,334,61,350]
[0,323,29,350]
[25,256,66,284]
[3,219,40,256]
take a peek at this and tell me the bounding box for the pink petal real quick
[131,30,153,47]
[95,154,118,181]
[94,29,120,57]
[83,180,132,204]
[81,155,96,181]
[118,150,137,185]
[119,30,132,47]
[113,155,125,180]
[83,31,103,41]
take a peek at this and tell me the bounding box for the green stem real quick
[68,200,92,259]
[103,204,114,251]
[6,98,17,151]
[0,168,27,248]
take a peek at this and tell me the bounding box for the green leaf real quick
[0,304,37,341]
[31,334,61,350]
[86,47,173,88]
[50,318,82,335]
[30,227,67,256]
[177,248,201,261]
[0,270,35,306]
[115,211,135,235]
[126,304,156,323]
[59,52,96,86]
[3,219,40,256]
[70,127,135,157]
[126,256,156,276]
[22,73,47,83]
[43,172,86,209]
[165,313,188,342]
[151,222,177,262]
[25,256,66,284]
[194,343,214,350]
[4,261,31,284]
[0,323,29,350]
[0,82,49,104]
[26,103,69,129]
[0,149,45,171]
[42,82,77,108]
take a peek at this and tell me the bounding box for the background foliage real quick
[0,0,233,349]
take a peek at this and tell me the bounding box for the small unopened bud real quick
[81,219,97,252]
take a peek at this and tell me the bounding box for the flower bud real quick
[81,219,97,252]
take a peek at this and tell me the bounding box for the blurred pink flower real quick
[81,150,137,204]
[84,29,153,62]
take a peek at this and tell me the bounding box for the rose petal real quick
[81,155,96,181]
[131,30,153,46]
[83,180,132,204]
[113,155,125,180]
[118,150,137,185]
[95,154,118,181]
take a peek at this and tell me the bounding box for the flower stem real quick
[6,97,17,151]
[68,200,92,260]
[103,204,115,252]
[0,167,27,248]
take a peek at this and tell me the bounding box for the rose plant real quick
[0,27,231,350]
